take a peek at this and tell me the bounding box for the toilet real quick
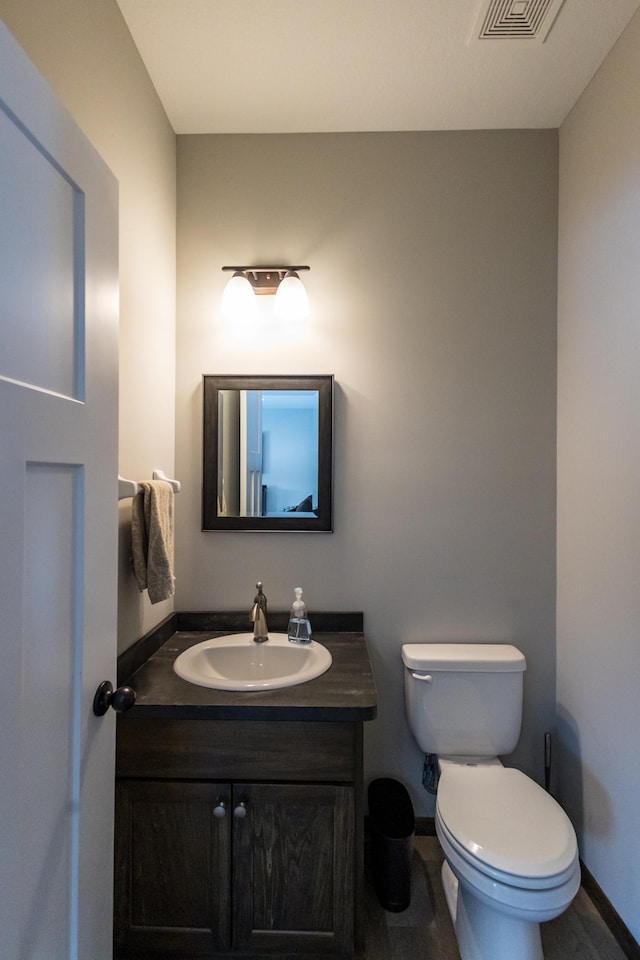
[402,643,580,960]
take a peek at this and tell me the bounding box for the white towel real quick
[131,481,175,604]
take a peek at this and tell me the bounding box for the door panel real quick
[114,780,232,957]
[0,105,83,399]
[233,783,354,954]
[19,464,83,956]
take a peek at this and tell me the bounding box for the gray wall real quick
[557,9,640,941]
[175,130,559,813]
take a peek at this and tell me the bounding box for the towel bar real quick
[118,471,181,500]
[152,470,181,493]
[118,475,140,499]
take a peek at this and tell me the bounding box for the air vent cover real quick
[471,0,565,42]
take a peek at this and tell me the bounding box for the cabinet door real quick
[233,783,354,955]
[114,780,231,958]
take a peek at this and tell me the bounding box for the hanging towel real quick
[131,480,175,604]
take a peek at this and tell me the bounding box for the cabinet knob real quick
[213,799,227,819]
[233,801,247,819]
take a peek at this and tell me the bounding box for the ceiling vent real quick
[470,0,565,43]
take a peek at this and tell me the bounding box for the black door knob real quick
[92,680,136,716]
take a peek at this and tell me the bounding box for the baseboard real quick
[415,816,436,835]
[580,860,640,960]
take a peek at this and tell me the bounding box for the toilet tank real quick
[402,644,526,757]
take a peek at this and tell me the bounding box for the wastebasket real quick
[368,777,415,912]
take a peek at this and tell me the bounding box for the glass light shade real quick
[221,271,257,320]
[274,271,310,321]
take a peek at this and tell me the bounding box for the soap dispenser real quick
[287,587,312,643]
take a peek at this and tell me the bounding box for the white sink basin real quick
[173,633,332,691]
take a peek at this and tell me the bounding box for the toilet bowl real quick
[436,760,580,958]
[402,643,580,960]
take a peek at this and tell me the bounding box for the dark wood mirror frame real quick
[203,374,333,532]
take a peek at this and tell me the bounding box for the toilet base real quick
[442,862,544,960]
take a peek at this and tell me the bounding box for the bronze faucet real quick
[250,581,268,642]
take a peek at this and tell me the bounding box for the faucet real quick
[250,581,268,643]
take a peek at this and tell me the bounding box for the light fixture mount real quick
[222,264,310,295]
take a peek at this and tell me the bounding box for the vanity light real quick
[221,265,310,321]
[220,270,257,321]
[274,271,310,321]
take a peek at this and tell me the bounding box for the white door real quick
[0,21,119,960]
[240,389,262,515]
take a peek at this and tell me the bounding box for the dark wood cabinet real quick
[114,719,362,959]
[232,782,354,955]
[114,780,231,956]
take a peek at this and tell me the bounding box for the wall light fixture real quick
[221,265,310,321]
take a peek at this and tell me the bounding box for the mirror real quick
[203,375,333,531]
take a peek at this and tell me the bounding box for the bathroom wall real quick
[0,0,177,651]
[175,130,559,813]
[557,8,640,942]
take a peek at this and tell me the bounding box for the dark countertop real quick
[119,612,377,722]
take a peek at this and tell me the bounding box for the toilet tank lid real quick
[402,643,526,672]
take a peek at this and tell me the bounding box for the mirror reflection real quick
[203,375,333,532]
[218,388,318,517]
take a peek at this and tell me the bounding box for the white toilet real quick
[402,643,580,960]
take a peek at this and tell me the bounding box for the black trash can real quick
[368,777,415,912]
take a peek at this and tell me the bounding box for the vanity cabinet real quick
[114,717,362,960]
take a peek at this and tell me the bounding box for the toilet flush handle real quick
[411,672,433,682]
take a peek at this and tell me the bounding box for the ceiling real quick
[116,0,640,134]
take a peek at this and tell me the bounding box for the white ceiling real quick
[116,0,640,134]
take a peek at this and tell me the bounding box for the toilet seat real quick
[436,764,578,886]
[436,811,581,923]
[436,811,580,902]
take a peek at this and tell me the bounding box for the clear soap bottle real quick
[287,587,312,643]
